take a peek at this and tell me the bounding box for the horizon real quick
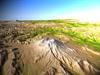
[0,0,100,22]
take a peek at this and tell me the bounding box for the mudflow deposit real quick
[0,21,100,75]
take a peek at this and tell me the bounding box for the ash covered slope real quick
[27,38,100,75]
[0,37,100,75]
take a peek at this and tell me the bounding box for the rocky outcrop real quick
[0,41,23,75]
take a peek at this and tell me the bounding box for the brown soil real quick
[0,21,100,75]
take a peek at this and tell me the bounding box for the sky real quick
[0,0,100,21]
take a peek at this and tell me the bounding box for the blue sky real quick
[0,0,100,21]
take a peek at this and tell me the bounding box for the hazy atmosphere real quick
[0,0,100,21]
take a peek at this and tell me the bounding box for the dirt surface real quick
[0,21,100,75]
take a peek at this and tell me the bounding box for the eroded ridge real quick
[32,38,100,75]
[0,38,100,75]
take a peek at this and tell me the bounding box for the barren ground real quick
[0,20,100,75]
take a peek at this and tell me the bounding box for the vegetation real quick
[16,19,100,51]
